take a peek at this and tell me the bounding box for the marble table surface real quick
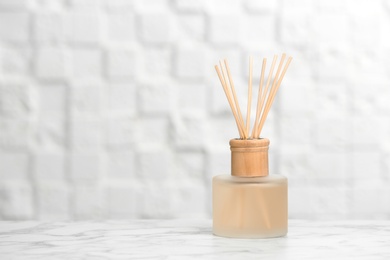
[0,220,389,259]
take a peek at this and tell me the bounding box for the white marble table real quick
[0,220,389,259]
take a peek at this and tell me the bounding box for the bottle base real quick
[213,228,287,239]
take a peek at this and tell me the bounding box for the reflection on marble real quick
[0,220,389,259]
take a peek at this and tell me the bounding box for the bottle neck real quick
[230,138,270,177]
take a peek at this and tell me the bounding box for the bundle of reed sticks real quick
[215,54,292,139]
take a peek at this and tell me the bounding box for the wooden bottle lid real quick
[230,138,270,177]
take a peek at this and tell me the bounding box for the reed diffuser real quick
[212,54,292,238]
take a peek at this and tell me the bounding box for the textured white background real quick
[0,0,390,220]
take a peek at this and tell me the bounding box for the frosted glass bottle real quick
[212,138,288,238]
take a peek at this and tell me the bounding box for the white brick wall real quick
[0,0,390,220]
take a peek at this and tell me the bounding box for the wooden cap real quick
[230,138,270,177]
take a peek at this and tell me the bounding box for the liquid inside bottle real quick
[213,174,287,238]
